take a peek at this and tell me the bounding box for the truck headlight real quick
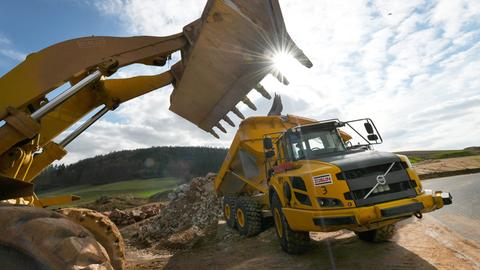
[317,197,343,207]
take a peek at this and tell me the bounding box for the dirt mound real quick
[84,195,149,212]
[149,190,171,202]
[131,173,223,249]
[105,203,165,227]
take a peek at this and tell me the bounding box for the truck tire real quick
[223,195,237,228]
[0,205,113,270]
[355,224,396,242]
[58,208,126,270]
[271,193,310,254]
[235,196,262,236]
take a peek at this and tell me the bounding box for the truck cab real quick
[215,115,452,254]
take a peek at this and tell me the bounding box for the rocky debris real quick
[132,173,222,249]
[167,183,191,201]
[84,195,149,212]
[149,190,171,202]
[105,204,164,227]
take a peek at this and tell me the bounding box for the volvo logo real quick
[376,174,387,185]
[364,162,396,199]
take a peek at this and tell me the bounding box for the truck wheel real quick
[355,224,396,242]
[0,205,113,270]
[235,196,262,236]
[58,208,126,270]
[271,193,310,254]
[223,195,237,228]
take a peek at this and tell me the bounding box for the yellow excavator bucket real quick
[170,0,312,137]
[0,0,312,186]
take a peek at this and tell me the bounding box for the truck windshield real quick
[286,127,346,161]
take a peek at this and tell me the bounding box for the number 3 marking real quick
[321,186,328,195]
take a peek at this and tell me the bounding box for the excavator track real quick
[58,208,126,270]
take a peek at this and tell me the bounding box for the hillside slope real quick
[35,146,227,191]
[396,147,480,163]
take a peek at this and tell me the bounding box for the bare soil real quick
[124,216,479,270]
[91,158,480,270]
[414,155,480,179]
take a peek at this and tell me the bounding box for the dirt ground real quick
[414,155,480,179]
[106,159,480,270]
[124,216,480,270]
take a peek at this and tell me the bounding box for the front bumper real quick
[283,191,452,232]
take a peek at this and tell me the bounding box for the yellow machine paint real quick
[215,114,452,254]
[0,1,313,268]
[0,0,311,205]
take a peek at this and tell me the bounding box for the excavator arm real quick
[0,0,312,203]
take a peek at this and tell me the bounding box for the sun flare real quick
[273,52,297,76]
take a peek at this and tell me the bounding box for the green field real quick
[397,149,479,164]
[38,178,177,206]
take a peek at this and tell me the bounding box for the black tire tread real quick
[235,196,263,237]
[223,195,237,228]
[271,193,310,254]
[0,205,113,270]
[355,224,396,242]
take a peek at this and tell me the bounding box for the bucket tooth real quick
[208,129,220,139]
[293,49,313,68]
[232,107,245,120]
[254,84,271,100]
[242,96,257,111]
[223,116,235,127]
[215,123,227,133]
[272,71,289,85]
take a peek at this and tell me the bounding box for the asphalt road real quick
[422,173,480,245]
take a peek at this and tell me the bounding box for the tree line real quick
[35,146,228,191]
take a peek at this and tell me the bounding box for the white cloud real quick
[0,34,11,45]
[91,0,206,35]
[0,48,26,61]
[58,0,480,163]
[0,33,26,63]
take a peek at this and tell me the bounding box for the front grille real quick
[343,162,405,179]
[345,180,415,199]
[343,162,416,207]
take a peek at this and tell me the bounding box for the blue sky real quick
[1,0,479,164]
[0,1,126,73]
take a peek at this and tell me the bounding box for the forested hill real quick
[35,146,227,191]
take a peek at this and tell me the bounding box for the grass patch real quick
[432,150,475,159]
[408,156,424,164]
[37,178,177,206]
[403,150,477,163]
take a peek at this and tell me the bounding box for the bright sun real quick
[273,52,297,76]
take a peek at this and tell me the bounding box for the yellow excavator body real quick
[0,0,311,203]
[0,1,312,268]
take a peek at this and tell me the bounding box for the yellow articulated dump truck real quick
[215,111,452,254]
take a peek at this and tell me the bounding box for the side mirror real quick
[263,137,273,150]
[367,134,379,141]
[265,150,275,159]
[364,122,374,134]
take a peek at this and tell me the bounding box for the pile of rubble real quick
[132,173,223,249]
[104,204,163,227]
[84,195,149,212]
